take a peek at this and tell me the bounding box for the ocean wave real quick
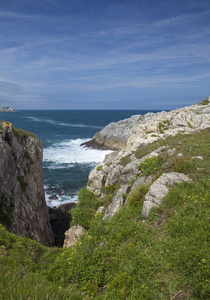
[26,116,102,129]
[43,138,112,166]
[45,192,78,207]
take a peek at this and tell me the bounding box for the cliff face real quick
[82,114,156,150]
[0,122,53,246]
[85,97,210,151]
[86,98,210,220]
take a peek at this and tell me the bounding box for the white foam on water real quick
[26,117,102,129]
[43,138,112,167]
[45,191,78,208]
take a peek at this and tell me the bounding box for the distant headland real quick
[0,107,16,112]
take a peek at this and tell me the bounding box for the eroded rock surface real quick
[86,98,210,221]
[82,113,157,150]
[141,172,191,218]
[0,122,54,246]
[128,99,210,150]
[63,225,84,248]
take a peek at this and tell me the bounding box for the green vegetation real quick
[158,120,170,134]
[138,155,163,176]
[198,97,210,105]
[0,129,209,299]
[70,188,103,230]
[187,121,193,128]
[25,151,34,164]
[119,155,131,167]
[13,127,40,141]
[0,194,14,227]
[18,176,28,193]
[96,165,103,171]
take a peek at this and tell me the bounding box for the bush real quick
[138,156,163,176]
[172,157,194,174]
[127,184,149,207]
[71,188,102,229]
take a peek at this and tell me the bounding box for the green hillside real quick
[0,129,209,299]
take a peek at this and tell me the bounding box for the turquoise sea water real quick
[0,110,159,206]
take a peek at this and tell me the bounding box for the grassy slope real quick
[0,128,209,299]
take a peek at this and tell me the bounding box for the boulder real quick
[141,172,191,218]
[63,225,84,248]
[87,167,106,196]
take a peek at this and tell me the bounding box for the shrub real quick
[138,156,163,176]
[96,165,103,171]
[127,184,150,207]
[198,97,209,105]
[172,157,194,174]
[71,188,102,229]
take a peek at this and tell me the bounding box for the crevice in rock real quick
[48,202,76,247]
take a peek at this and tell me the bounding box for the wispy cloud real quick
[0,0,210,109]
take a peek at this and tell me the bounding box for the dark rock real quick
[0,122,54,246]
[48,202,76,247]
[49,194,59,200]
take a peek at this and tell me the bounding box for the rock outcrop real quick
[82,113,156,150]
[86,97,210,220]
[141,172,191,218]
[127,98,210,150]
[0,122,54,246]
[83,98,210,151]
[0,107,16,112]
[63,225,84,248]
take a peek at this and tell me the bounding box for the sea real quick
[0,110,158,207]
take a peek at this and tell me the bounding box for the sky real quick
[0,0,210,110]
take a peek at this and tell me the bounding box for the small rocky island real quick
[0,107,16,112]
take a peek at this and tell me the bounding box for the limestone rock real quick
[105,165,124,187]
[128,99,210,150]
[131,176,153,192]
[87,167,106,196]
[83,113,157,150]
[121,160,141,185]
[103,185,130,220]
[63,225,84,248]
[0,122,54,246]
[141,172,191,218]
[87,98,209,221]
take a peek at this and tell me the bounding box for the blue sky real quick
[0,0,210,110]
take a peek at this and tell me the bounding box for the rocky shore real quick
[85,98,210,222]
[83,97,210,151]
[0,97,209,249]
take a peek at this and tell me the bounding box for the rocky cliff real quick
[84,97,210,151]
[86,97,210,221]
[82,113,156,150]
[0,121,53,246]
